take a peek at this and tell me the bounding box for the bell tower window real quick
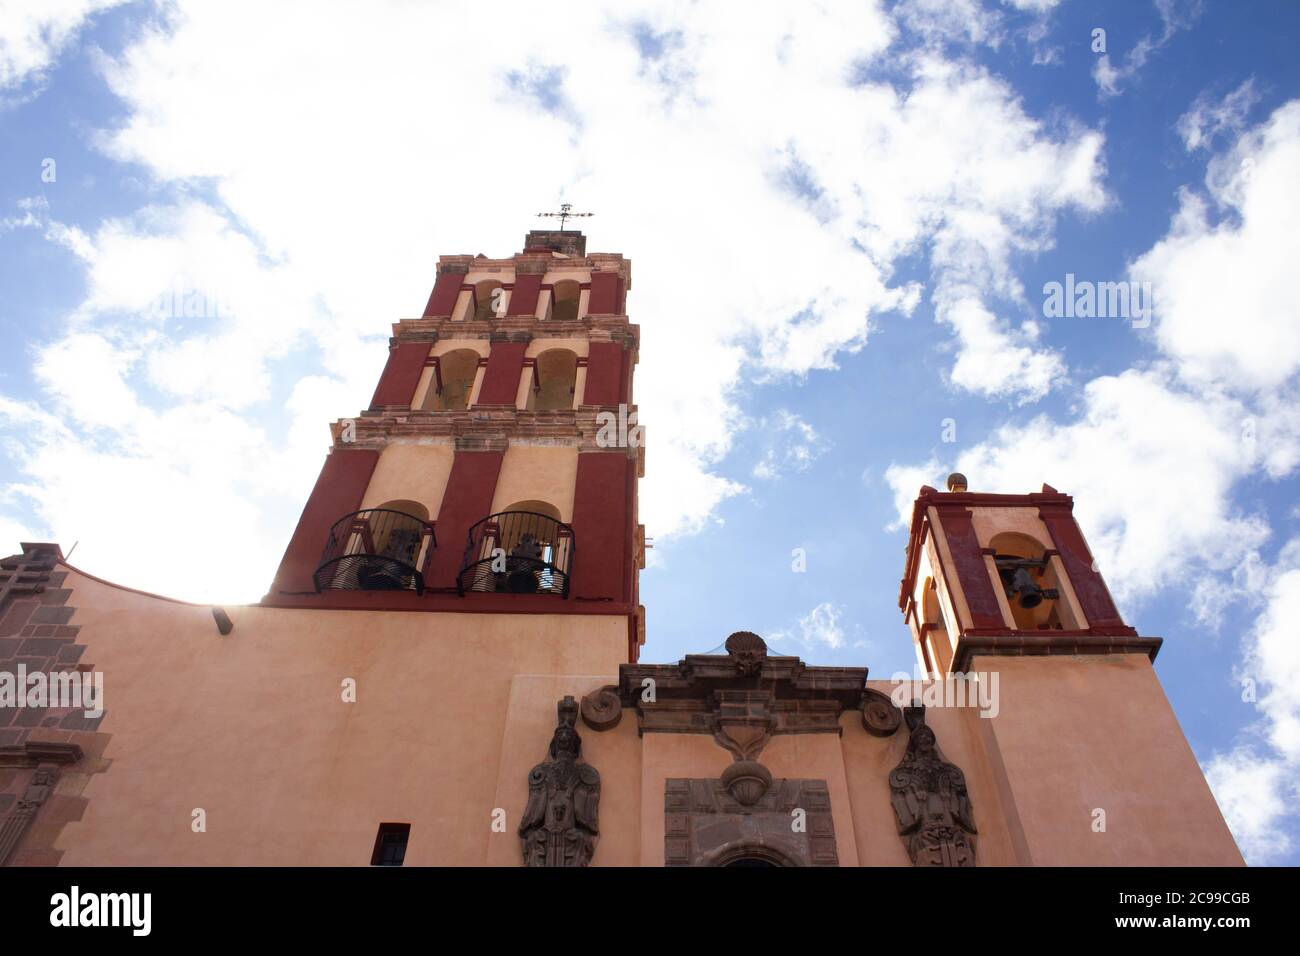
[473,280,503,321]
[423,348,479,411]
[989,532,1075,631]
[526,349,578,411]
[550,280,580,321]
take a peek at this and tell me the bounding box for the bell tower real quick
[265,227,646,662]
[897,473,1154,676]
[895,474,1242,866]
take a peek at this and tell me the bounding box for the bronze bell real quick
[1008,566,1059,609]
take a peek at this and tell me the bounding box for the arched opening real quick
[920,576,950,676]
[551,280,580,322]
[315,499,435,594]
[368,499,429,569]
[989,532,1075,630]
[472,280,503,321]
[705,843,800,868]
[425,349,479,411]
[459,499,573,596]
[527,349,578,412]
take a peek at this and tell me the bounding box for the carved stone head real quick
[549,696,583,759]
[911,724,937,758]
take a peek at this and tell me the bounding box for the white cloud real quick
[1178,79,1261,152]
[886,97,1300,614]
[886,367,1269,606]
[1092,0,1202,98]
[894,0,1005,47]
[0,0,123,92]
[1134,102,1300,393]
[769,601,847,650]
[751,410,828,480]
[882,457,942,532]
[1203,748,1291,864]
[1001,0,1061,11]
[1203,539,1300,863]
[0,0,1107,598]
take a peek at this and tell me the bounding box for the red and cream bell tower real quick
[897,472,1155,676]
[266,227,646,661]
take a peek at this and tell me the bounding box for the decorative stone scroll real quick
[889,705,978,867]
[861,688,903,737]
[578,685,621,732]
[519,696,600,867]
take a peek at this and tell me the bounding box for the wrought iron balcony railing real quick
[458,511,574,596]
[314,508,436,595]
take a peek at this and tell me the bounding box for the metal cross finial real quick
[536,203,593,232]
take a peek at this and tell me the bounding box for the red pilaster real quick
[507,274,543,316]
[587,273,625,315]
[477,341,527,405]
[570,452,634,602]
[370,341,431,409]
[427,451,505,590]
[1038,503,1126,629]
[270,449,379,595]
[582,342,629,406]
[423,272,465,318]
[933,504,1005,630]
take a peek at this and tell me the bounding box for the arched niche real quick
[704,843,801,868]
[425,348,479,411]
[369,499,429,560]
[472,279,503,321]
[551,280,580,322]
[989,531,1077,631]
[527,349,578,411]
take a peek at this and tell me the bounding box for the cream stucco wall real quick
[50,567,627,866]
[359,443,455,522]
[488,446,578,522]
[35,563,1241,867]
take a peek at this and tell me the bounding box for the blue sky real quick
[1,1,1298,863]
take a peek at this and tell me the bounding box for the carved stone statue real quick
[889,706,977,867]
[519,696,600,867]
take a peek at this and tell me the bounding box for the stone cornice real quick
[578,632,904,750]
[388,315,639,348]
[330,406,643,454]
[436,251,630,282]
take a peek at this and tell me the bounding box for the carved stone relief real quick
[889,704,978,867]
[664,777,837,867]
[519,696,600,867]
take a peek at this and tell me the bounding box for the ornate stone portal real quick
[519,696,601,867]
[889,704,978,867]
[581,631,907,867]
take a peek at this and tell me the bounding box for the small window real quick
[371,823,410,866]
